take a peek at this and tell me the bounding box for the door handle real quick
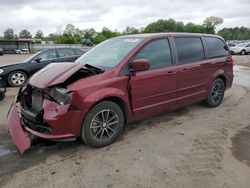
[167,71,176,75]
[179,68,189,73]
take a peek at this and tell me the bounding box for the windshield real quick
[23,51,42,62]
[76,38,143,68]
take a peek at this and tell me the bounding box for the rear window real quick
[174,37,205,64]
[205,37,228,58]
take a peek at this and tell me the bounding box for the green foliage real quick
[93,34,107,44]
[2,16,248,44]
[122,26,140,35]
[203,16,223,34]
[144,18,208,33]
[35,30,44,39]
[217,27,250,40]
[19,29,32,38]
[4,28,14,39]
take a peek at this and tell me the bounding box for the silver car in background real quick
[230,43,250,55]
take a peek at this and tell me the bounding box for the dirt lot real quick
[0,54,250,188]
[233,55,250,67]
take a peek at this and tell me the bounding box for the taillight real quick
[227,57,234,68]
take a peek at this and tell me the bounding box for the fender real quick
[81,87,133,121]
[208,69,227,89]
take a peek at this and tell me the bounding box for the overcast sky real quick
[0,0,250,36]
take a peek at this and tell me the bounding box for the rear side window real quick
[134,39,172,69]
[205,37,228,58]
[174,37,205,64]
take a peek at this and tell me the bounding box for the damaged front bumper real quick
[7,100,31,154]
[7,86,85,154]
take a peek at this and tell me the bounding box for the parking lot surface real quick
[0,54,250,188]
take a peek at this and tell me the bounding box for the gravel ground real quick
[233,55,250,67]
[0,54,250,188]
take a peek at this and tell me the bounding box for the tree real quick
[185,22,206,33]
[64,24,76,35]
[203,16,223,34]
[144,19,186,33]
[217,27,250,40]
[93,34,107,44]
[123,26,139,35]
[19,29,32,38]
[83,28,97,41]
[3,28,14,39]
[35,30,44,39]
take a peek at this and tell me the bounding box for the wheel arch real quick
[80,87,131,125]
[99,96,128,124]
[212,69,227,88]
[8,69,29,77]
[216,75,227,88]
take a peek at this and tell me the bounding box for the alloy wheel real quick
[211,82,223,104]
[11,72,25,86]
[90,109,119,141]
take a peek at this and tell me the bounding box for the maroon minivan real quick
[7,33,234,154]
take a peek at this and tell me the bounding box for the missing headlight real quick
[45,87,73,105]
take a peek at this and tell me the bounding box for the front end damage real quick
[7,63,104,154]
[8,85,85,154]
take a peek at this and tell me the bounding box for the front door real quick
[129,38,178,120]
[29,49,58,75]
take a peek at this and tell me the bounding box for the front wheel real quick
[204,78,225,108]
[8,71,27,87]
[81,101,124,148]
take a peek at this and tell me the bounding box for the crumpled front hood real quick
[29,63,84,88]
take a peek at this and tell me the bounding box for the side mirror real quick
[130,59,150,72]
[34,57,42,62]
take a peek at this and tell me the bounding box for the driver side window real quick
[134,38,172,69]
[36,49,57,61]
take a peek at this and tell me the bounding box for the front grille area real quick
[22,117,52,133]
[19,85,52,134]
[20,85,43,112]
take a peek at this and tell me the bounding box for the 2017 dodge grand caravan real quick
[7,33,234,154]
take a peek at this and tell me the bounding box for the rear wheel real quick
[81,101,124,148]
[8,71,27,87]
[240,50,246,55]
[204,78,225,108]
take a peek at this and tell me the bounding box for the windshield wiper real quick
[84,64,105,74]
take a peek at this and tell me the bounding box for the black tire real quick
[0,91,5,101]
[8,71,27,87]
[204,78,225,108]
[240,50,246,55]
[81,101,124,148]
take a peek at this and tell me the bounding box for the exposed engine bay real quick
[16,64,104,134]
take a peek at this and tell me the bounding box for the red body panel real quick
[7,101,31,154]
[29,63,84,88]
[7,33,234,154]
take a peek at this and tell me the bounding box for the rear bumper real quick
[226,73,234,90]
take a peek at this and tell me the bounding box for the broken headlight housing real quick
[45,87,73,105]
